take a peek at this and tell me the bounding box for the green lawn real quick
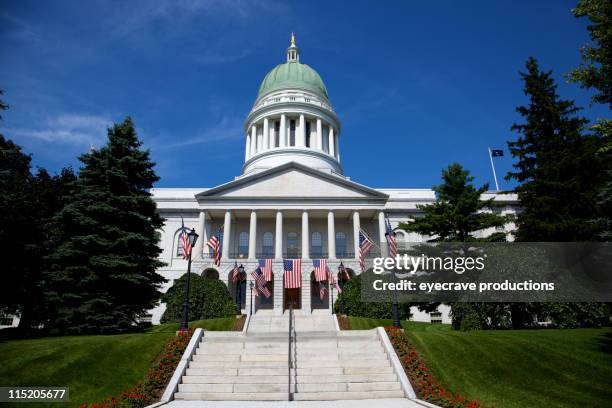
[349,316,612,408]
[0,317,236,407]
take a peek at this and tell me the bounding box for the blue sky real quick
[0,0,607,191]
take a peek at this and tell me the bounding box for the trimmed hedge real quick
[334,273,411,319]
[160,273,235,323]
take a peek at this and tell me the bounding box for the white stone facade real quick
[149,38,518,325]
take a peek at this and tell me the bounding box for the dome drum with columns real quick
[148,34,519,324]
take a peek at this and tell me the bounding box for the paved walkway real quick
[247,310,336,333]
[162,398,430,408]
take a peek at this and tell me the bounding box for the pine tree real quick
[400,163,507,242]
[47,117,166,334]
[506,57,605,241]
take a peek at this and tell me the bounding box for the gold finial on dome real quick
[290,32,296,47]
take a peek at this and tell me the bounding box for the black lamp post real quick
[391,268,401,328]
[236,264,245,315]
[249,281,255,315]
[330,280,334,315]
[338,262,345,315]
[180,228,199,331]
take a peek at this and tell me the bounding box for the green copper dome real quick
[257,61,328,99]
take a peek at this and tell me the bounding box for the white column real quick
[302,210,309,258]
[328,126,335,157]
[316,118,323,150]
[250,125,257,156]
[262,118,269,151]
[334,135,339,160]
[352,211,360,260]
[245,134,251,161]
[378,210,387,257]
[298,114,305,147]
[248,210,257,259]
[196,210,206,260]
[222,210,231,260]
[280,114,286,147]
[270,120,276,148]
[327,210,336,260]
[275,211,283,260]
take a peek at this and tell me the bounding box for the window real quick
[335,232,347,257]
[0,315,13,326]
[287,231,299,257]
[274,121,280,147]
[289,120,296,146]
[263,232,274,257]
[430,312,442,324]
[311,231,322,257]
[238,232,249,257]
[305,121,311,147]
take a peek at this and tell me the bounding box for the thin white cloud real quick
[194,48,252,65]
[149,115,243,151]
[2,113,111,147]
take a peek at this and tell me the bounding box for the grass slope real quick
[0,317,236,407]
[349,317,612,408]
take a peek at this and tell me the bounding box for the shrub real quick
[160,273,235,323]
[334,273,412,319]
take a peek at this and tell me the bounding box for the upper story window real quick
[289,120,296,146]
[263,232,274,257]
[305,121,311,147]
[238,232,249,257]
[335,232,347,257]
[311,231,322,257]
[287,231,299,257]
[274,121,280,146]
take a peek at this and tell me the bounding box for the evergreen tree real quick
[506,57,605,241]
[568,0,612,240]
[47,117,166,334]
[399,163,507,242]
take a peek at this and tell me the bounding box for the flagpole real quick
[488,147,500,192]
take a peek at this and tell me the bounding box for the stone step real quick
[179,383,288,393]
[174,392,286,401]
[188,358,390,369]
[185,365,394,376]
[181,373,397,384]
[191,354,287,362]
[295,382,401,392]
[293,390,405,401]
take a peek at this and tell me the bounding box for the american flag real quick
[318,282,328,301]
[312,259,328,282]
[206,226,223,266]
[231,263,241,283]
[179,218,192,260]
[385,217,397,258]
[328,270,342,294]
[283,259,302,289]
[358,229,373,271]
[339,262,351,281]
[251,267,271,298]
[258,259,273,282]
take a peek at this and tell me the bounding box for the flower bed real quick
[385,327,493,408]
[81,329,194,408]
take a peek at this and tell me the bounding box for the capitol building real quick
[149,35,518,324]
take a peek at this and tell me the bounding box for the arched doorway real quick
[311,271,329,310]
[226,268,246,313]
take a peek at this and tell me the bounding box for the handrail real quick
[288,305,293,401]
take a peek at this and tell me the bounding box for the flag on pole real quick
[358,229,373,271]
[491,149,504,157]
[206,226,223,266]
[251,267,271,298]
[318,282,328,301]
[284,259,302,289]
[231,263,241,283]
[328,270,342,293]
[385,217,397,258]
[339,262,351,281]
[488,147,502,191]
[179,218,192,260]
[258,259,273,282]
[312,259,328,282]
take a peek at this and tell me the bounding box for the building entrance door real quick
[284,288,301,310]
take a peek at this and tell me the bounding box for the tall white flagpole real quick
[488,147,500,192]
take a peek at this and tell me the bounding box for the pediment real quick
[196,162,387,201]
